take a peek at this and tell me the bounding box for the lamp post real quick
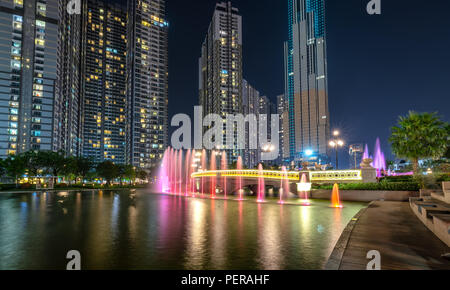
[329,131,344,169]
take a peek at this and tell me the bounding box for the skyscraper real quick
[0,0,58,158]
[285,0,330,163]
[259,95,276,166]
[242,79,260,169]
[199,1,243,163]
[127,0,169,169]
[80,0,127,164]
[277,94,289,163]
[54,0,82,156]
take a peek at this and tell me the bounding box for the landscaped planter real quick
[311,189,419,202]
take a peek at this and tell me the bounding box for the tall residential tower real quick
[285,0,330,164]
[127,0,169,169]
[80,0,127,164]
[0,0,58,158]
[199,1,243,163]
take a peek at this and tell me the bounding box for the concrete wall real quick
[311,190,419,202]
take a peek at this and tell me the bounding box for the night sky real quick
[112,0,450,167]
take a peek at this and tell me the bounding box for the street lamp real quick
[329,137,344,170]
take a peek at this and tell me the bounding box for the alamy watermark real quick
[366,250,381,270]
[171,106,280,161]
[67,0,81,15]
[367,0,381,15]
[66,250,81,270]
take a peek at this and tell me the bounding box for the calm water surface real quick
[0,190,366,270]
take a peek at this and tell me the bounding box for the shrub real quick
[0,184,18,191]
[312,182,420,191]
[436,173,450,183]
[20,183,33,189]
[380,176,414,183]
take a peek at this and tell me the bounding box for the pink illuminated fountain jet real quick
[221,152,228,198]
[257,164,265,203]
[210,151,217,198]
[201,149,207,196]
[236,156,244,200]
[299,173,311,206]
[185,149,191,196]
[278,166,289,204]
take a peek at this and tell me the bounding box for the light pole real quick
[329,131,344,169]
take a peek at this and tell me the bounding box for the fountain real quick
[363,139,387,177]
[331,184,343,208]
[159,147,324,206]
[236,156,244,200]
[221,152,227,198]
[279,166,289,204]
[178,150,183,195]
[373,138,386,177]
[210,150,217,198]
[185,149,191,196]
[201,149,207,196]
[257,164,265,203]
[159,149,170,193]
[363,144,370,160]
[299,174,310,206]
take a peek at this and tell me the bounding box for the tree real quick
[74,157,94,182]
[0,159,6,179]
[96,161,119,185]
[39,151,67,181]
[124,165,136,185]
[389,112,449,173]
[4,155,26,187]
[22,151,42,177]
[117,164,135,185]
[136,169,148,182]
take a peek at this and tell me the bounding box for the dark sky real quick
[114,0,450,167]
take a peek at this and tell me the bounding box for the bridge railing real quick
[191,169,364,183]
[191,170,301,181]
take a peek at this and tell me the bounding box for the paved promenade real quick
[327,201,450,270]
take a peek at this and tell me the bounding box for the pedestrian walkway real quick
[326,201,450,270]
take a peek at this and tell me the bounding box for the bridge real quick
[191,169,363,195]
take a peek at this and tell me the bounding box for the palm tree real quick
[389,112,449,173]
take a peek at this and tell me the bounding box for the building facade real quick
[54,0,82,156]
[242,79,260,169]
[199,1,243,163]
[277,94,290,163]
[80,0,127,164]
[0,0,58,158]
[285,0,330,164]
[127,0,169,169]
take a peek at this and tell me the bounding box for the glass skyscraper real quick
[54,0,82,156]
[285,0,330,164]
[199,1,243,163]
[127,0,169,169]
[0,0,58,158]
[80,0,127,164]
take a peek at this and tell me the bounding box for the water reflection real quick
[184,199,207,269]
[0,191,366,270]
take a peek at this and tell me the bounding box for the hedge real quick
[312,182,420,191]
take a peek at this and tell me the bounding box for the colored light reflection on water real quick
[0,190,366,270]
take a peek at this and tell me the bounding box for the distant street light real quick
[329,131,344,169]
[262,144,275,152]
